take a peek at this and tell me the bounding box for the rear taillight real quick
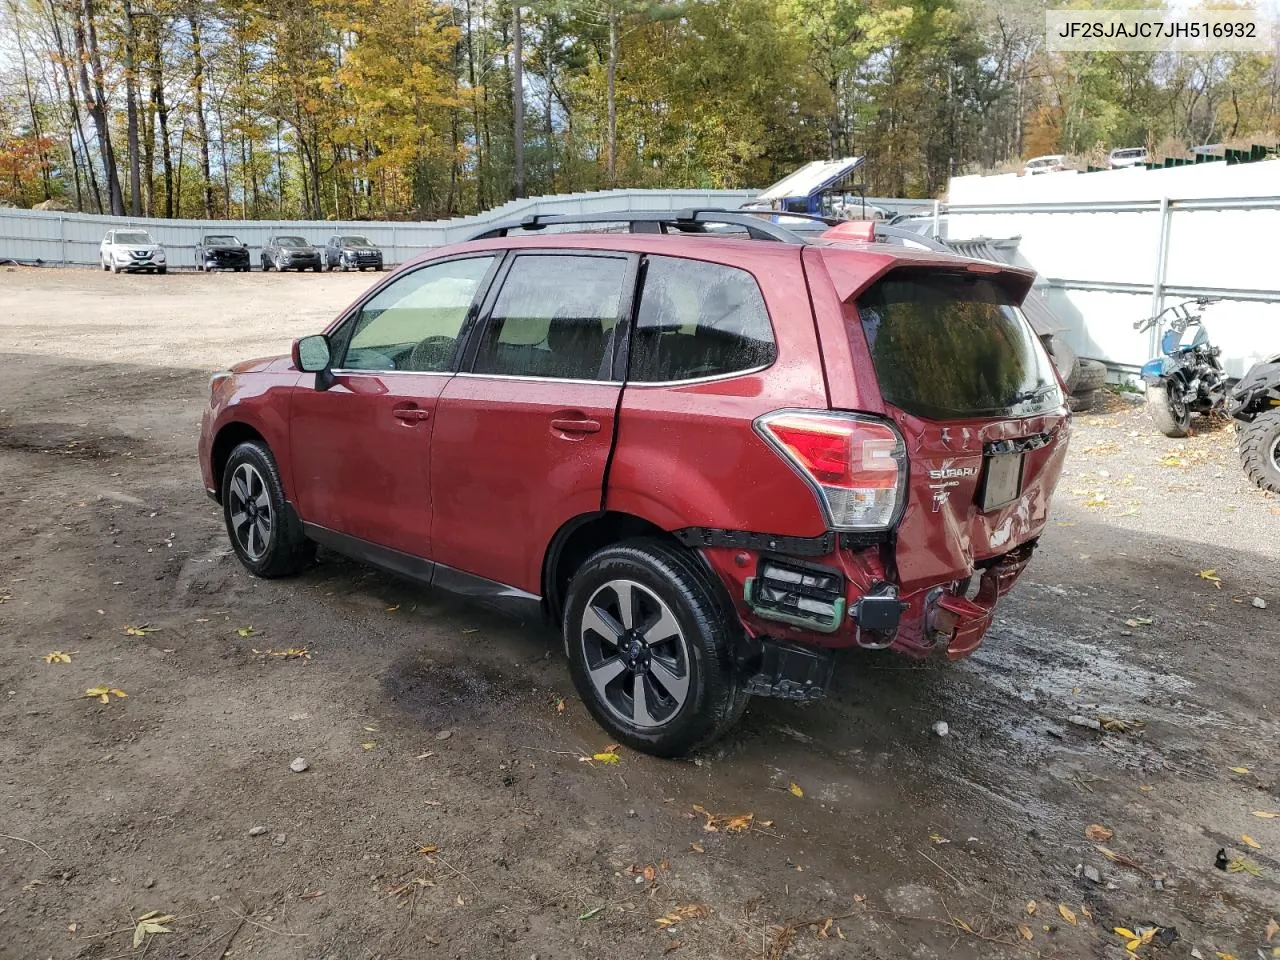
[755,410,907,531]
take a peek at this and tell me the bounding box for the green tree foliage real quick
[0,0,1275,215]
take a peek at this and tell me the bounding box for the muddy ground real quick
[1,267,1277,960]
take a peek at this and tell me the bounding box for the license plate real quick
[980,453,1024,512]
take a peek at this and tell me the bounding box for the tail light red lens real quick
[755,411,908,531]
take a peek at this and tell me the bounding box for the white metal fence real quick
[0,188,759,269]
[946,161,1280,377]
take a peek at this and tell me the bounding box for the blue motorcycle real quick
[1134,298,1229,437]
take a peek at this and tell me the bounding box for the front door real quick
[429,251,636,593]
[289,254,500,557]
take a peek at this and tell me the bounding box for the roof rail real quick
[466,209,813,243]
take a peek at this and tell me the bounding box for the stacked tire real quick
[1043,334,1106,412]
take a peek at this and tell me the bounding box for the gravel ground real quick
[1,267,1277,960]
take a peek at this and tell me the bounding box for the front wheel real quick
[563,539,747,757]
[1239,410,1280,493]
[221,441,314,578]
[158,267,167,275]
[312,263,322,273]
[1147,381,1191,438]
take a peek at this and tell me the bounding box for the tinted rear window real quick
[856,272,1060,420]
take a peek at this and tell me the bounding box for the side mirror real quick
[293,335,336,390]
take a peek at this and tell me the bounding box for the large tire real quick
[1147,381,1191,438]
[221,441,314,578]
[1239,410,1280,493]
[1068,389,1096,413]
[563,538,747,758]
[1073,358,1107,393]
[157,267,167,275]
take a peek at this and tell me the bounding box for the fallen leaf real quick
[42,651,73,664]
[663,941,682,955]
[300,890,326,900]
[236,626,254,637]
[578,906,603,921]
[123,625,157,636]
[692,805,761,834]
[929,833,950,844]
[417,844,438,855]
[689,842,704,853]
[415,751,435,760]
[1230,766,1250,774]
[1025,900,1037,915]
[363,724,378,732]
[818,917,832,938]
[1197,569,1223,588]
[1140,785,1155,792]
[1085,823,1113,841]
[954,918,974,934]
[1264,918,1278,943]
[386,605,400,612]
[1254,811,1280,819]
[132,912,174,949]
[643,864,656,882]
[1080,903,1092,921]
[1083,494,1108,508]
[554,697,565,713]
[1241,835,1262,849]
[853,894,866,903]
[1216,953,1238,960]
[788,782,804,798]
[83,686,127,704]
[361,742,376,750]
[1124,617,1153,627]
[1018,923,1033,941]
[1227,857,1262,876]
[589,751,620,765]
[655,904,708,927]
[1058,903,1077,926]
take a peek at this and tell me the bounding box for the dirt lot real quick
[1,267,1278,960]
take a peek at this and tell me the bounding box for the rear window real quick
[855,272,1060,420]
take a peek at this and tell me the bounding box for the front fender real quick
[1140,358,1172,381]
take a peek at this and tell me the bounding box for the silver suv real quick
[100,229,167,275]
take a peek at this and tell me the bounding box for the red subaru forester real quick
[199,210,1069,756]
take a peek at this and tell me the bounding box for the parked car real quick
[199,210,1069,756]
[325,234,384,272]
[99,229,167,274]
[1022,155,1067,175]
[1108,147,1147,169]
[197,234,251,272]
[261,236,322,272]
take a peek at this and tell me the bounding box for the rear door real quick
[288,254,500,556]
[851,269,1070,590]
[429,251,635,594]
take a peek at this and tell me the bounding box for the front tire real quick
[563,538,747,757]
[313,263,322,273]
[158,267,167,275]
[1147,381,1191,437]
[221,441,314,578]
[1239,410,1280,493]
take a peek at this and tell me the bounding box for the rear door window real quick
[471,254,628,380]
[855,271,1060,420]
[629,256,775,382]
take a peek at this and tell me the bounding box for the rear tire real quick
[563,538,747,758]
[221,441,314,578]
[158,267,167,275]
[1239,410,1280,493]
[1147,382,1191,437]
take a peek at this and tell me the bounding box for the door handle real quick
[392,408,430,423]
[550,418,601,435]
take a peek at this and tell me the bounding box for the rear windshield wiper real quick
[1007,384,1058,405]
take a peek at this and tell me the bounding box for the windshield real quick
[115,231,153,245]
[204,235,240,245]
[855,272,1060,420]
[277,237,308,248]
[342,235,374,246]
